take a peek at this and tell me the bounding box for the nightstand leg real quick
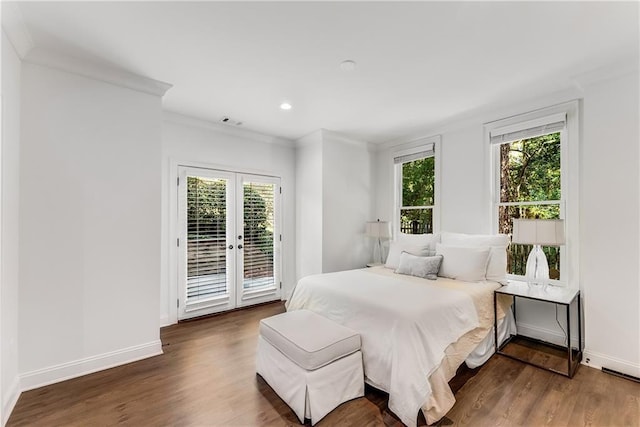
[494,292,498,353]
[578,295,583,352]
[566,302,572,377]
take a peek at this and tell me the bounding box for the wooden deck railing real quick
[400,221,433,235]
[187,237,273,279]
[508,244,560,279]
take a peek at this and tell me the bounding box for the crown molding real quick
[374,55,640,150]
[375,85,584,151]
[163,110,295,148]
[571,57,640,90]
[321,129,372,150]
[295,128,376,152]
[1,2,35,58]
[294,129,323,148]
[23,47,172,97]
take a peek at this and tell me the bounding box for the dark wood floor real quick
[8,301,640,426]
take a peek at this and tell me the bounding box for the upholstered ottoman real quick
[256,309,364,425]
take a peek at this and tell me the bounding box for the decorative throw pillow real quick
[395,252,443,280]
[441,232,509,284]
[435,244,491,282]
[384,233,440,269]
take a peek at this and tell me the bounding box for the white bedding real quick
[286,267,502,427]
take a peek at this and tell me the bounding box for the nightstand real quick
[494,281,582,378]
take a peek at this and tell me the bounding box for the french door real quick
[177,166,281,320]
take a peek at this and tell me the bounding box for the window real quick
[490,112,568,281]
[394,139,439,235]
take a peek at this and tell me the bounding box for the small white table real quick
[494,281,583,378]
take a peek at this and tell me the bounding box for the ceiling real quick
[11,1,639,144]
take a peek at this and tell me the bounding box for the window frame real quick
[393,135,441,238]
[486,101,580,288]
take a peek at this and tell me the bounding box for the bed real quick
[286,264,514,427]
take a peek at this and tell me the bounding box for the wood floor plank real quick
[8,302,640,426]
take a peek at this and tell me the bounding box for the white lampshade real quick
[512,219,565,246]
[366,220,391,239]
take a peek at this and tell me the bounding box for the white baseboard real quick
[20,340,163,392]
[159,315,172,327]
[2,376,21,427]
[517,322,640,378]
[516,321,580,348]
[582,349,640,379]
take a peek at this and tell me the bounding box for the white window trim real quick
[485,101,580,289]
[392,135,441,239]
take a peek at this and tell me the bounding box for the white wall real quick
[373,70,640,377]
[295,130,323,280]
[439,126,490,233]
[375,130,488,236]
[18,62,164,388]
[322,131,372,272]
[580,70,639,376]
[161,114,297,322]
[1,30,22,424]
[295,130,373,280]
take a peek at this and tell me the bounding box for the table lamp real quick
[366,220,391,265]
[511,218,565,285]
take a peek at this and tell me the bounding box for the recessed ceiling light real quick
[280,102,292,110]
[340,60,356,71]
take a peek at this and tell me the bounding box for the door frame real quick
[167,159,283,324]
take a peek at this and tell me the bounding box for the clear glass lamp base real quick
[372,239,383,265]
[525,245,549,288]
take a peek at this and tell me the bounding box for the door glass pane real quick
[243,181,275,290]
[186,176,228,301]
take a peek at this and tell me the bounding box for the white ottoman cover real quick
[259,309,361,369]
[256,309,364,425]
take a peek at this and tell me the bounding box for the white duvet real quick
[287,267,492,427]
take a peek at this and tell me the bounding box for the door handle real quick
[228,245,234,250]
[238,244,243,249]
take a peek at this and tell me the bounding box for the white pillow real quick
[384,233,440,269]
[397,232,440,252]
[441,232,509,284]
[385,241,432,270]
[436,243,491,282]
[441,232,509,247]
[395,252,443,280]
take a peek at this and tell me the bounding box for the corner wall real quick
[1,30,22,425]
[295,131,323,281]
[295,130,373,281]
[580,70,640,376]
[18,62,164,389]
[322,132,372,273]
